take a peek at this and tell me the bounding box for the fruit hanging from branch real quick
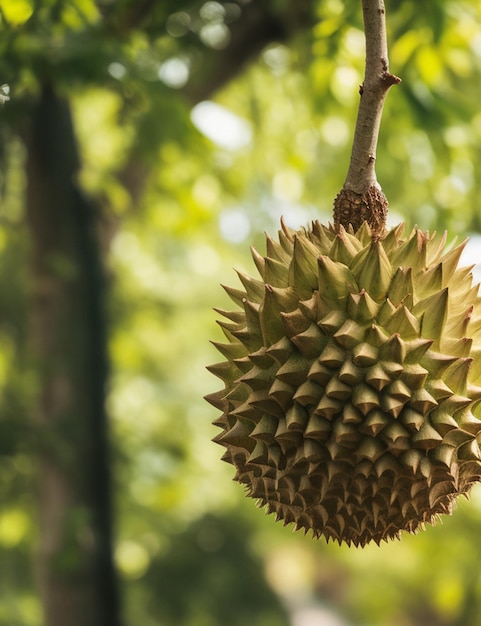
[206,0,481,546]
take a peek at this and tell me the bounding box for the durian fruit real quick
[206,221,481,546]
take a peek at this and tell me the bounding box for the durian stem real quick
[333,0,401,238]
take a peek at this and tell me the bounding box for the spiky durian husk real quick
[206,222,481,547]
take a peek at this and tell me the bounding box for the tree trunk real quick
[24,83,121,626]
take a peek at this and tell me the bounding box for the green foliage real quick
[1,1,481,626]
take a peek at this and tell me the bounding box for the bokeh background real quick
[1,1,481,625]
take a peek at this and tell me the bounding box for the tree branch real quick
[333,0,400,238]
[182,0,315,104]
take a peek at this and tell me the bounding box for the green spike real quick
[317,256,358,306]
[265,233,291,263]
[289,235,321,295]
[333,420,358,445]
[469,348,481,383]
[384,305,420,339]
[303,438,325,462]
[430,444,455,469]
[250,246,266,278]
[285,403,308,431]
[443,428,475,448]
[456,409,481,435]
[269,378,295,410]
[259,286,286,344]
[457,439,481,461]
[338,360,363,386]
[404,337,433,363]
[365,364,391,391]
[467,383,481,401]
[222,283,247,307]
[366,324,391,348]
[229,397,261,421]
[401,363,429,389]
[425,230,447,265]
[444,307,473,338]
[319,340,346,369]
[214,307,245,324]
[291,323,328,358]
[382,422,410,446]
[443,358,472,395]
[391,228,428,270]
[412,421,443,449]
[219,419,253,448]
[380,223,405,256]
[386,379,412,401]
[381,394,408,419]
[352,342,379,367]
[451,265,476,291]
[381,360,404,379]
[299,291,325,321]
[387,267,414,307]
[318,309,346,334]
[307,359,332,385]
[379,334,405,364]
[421,350,458,377]
[242,297,261,329]
[414,263,443,299]
[356,437,385,462]
[236,270,265,302]
[315,394,343,419]
[211,340,247,362]
[399,407,424,432]
[333,319,366,349]
[347,289,380,322]
[325,377,352,400]
[352,384,381,415]
[425,379,454,400]
[329,227,363,265]
[429,410,458,435]
[279,218,296,251]
[293,379,323,406]
[440,338,472,358]
[280,308,311,339]
[359,410,390,436]
[439,240,469,285]
[276,353,311,385]
[414,288,449,340]
[377,298,397,325]
[305,414,332,439]
[350,241,393,301]
[205,390,227,412]
[264,337,292,365]
[409,389,438,415]
[355,221,373,246]
[247,442,269,466]
[240,365,276,390]
[249,389,285,419]
[309,221,334,246]
[400,448,424,474]
[264,257,289,288]
[248,346,274,368]
[207,361,239,383]
[251,414,278,442]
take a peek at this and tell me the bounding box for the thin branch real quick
[333,0,400,237]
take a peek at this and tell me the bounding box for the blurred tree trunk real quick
[24,84,120,626]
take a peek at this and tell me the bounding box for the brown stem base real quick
[333,186,388,239]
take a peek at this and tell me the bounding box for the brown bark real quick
[25,84,120,626]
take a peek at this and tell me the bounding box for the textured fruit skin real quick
[207,222,481,546]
